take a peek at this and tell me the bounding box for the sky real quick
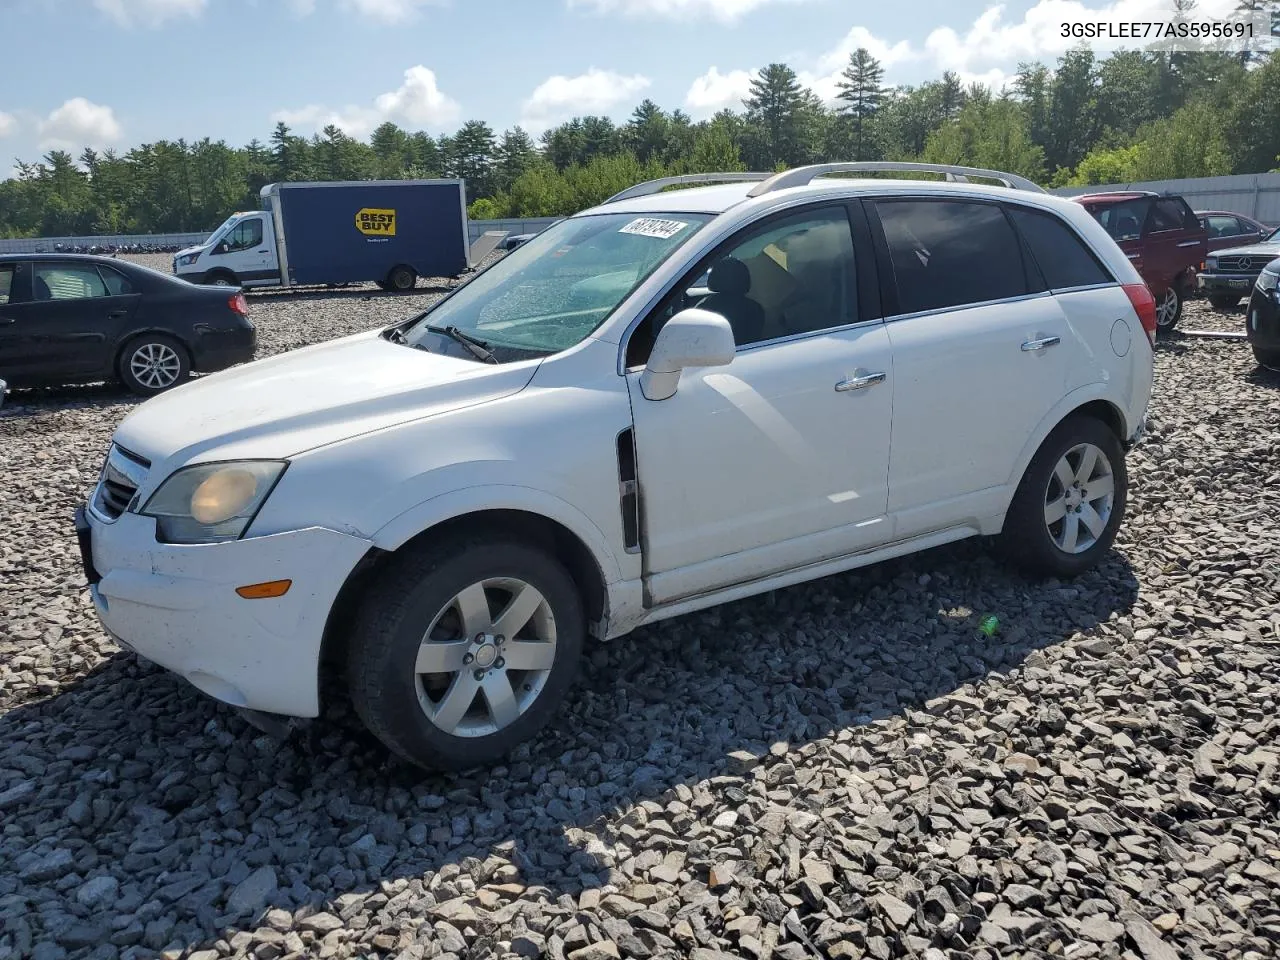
[0,0,1249,170]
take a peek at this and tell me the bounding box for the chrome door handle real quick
[1021,336,1061,352]
[835,371,886,392]
[1176,240,1202,247]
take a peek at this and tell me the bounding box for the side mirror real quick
[639,308,735,401]
[214,242,228,255]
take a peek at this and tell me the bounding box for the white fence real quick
[1052,173,1280,224]
[0,218,562,254]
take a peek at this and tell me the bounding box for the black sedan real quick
[1246,257,1280,371]
[0,254,255,399]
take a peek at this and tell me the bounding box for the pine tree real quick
[836,48,886,160]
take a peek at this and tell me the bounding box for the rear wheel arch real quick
[318,509,609,705]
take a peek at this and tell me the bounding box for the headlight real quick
[141,461,286,543]
[178,252,200,266]
[1258,268,1279,293]
[1205,257,1217,271]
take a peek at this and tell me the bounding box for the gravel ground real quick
[1,271,1278,960]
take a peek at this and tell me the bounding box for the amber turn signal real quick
[235,579,292,599]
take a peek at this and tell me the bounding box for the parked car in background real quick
[1197,226,1280,309]
[78,162,1154,771]
[0,254,255,395]
[1197,210,1273,252]
[1073,191,1207,332]
[1246,257,1280,370]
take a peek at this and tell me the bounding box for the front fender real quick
[372,482,625,586]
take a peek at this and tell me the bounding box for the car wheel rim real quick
[1156,288,1178,327]
[1044,442,1115,555]
[414,577,557,738]
[129,343,182,389]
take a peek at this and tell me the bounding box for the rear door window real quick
[1088,199,1149,241]
[0,265,13,305]
[873,199,1028,314]
[98,265,134,296]
[1009,207,1113,291]
[1148,199,1188,233]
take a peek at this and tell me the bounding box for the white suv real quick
[77,163,1155,770]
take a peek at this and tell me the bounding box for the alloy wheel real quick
[1156,288,1179,328]
[414,577,557,737]
[129,342,182,390]
[1044,442,1115,554]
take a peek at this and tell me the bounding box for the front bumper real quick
[1247,288,1280,352]
[1198,272,1260,294]
[78,505,371,717]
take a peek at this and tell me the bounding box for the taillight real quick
[228,293,249,317]
[1123,283,1157,346]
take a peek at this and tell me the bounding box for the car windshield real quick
[401,212,712,359]
[1265,226,1280,243]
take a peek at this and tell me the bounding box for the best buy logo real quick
[356,208,396,237]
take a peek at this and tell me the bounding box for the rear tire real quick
[1208,293,1241,310]
[347,538,584,771]
[387,265,417,291]
[118,334,190,396]
[998,415,1127,579]
[1155,284,1182,334]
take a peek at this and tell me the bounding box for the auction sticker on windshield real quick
[620,218,690,240]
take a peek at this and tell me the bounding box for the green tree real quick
[494,127,538,192]
[369,122,411,179]
[445,120,496,201]
[743,63,820,168]
[836,48,886,160]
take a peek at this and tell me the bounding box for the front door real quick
[626,203,895,606]
[217,216,275,283]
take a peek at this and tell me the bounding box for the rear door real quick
[1143,197,1206,294]
[868,197,1072,539]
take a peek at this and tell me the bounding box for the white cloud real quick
[341,0,443,23]
[38,98,123,150]
[273,65,460,137]
[520,69,651,132]
[0,112,16,138]
[684,67,754,117]
[567,0,816,22]
[93,0,205,27]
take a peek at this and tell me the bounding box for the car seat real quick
[700,257,766,345]
[34,276,52,301]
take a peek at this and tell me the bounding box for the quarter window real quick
[33,265,109,301]
[1009,207,1112,291]
[875,200,1027,314]
[99,265,134,296]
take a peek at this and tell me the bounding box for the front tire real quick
[204,270,238,287]
[1254,346,1280,371]
[1208,293,1241,310]
[118,334,190,395]
[999,416,1127,578]
[1155,284,1183,333]
[347,538,584,771]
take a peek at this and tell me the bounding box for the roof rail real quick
[745,162,1047,197]
[604,172,774,204]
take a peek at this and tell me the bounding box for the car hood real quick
[113,331,539,471]
[175,245,205,259]
[1214,241,1280,259]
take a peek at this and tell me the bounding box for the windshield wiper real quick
[425,324,498,364]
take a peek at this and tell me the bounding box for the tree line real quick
[2,46,1278,237]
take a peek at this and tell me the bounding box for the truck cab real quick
[173,211,281,288]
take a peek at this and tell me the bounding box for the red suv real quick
[1072,192,1207,333]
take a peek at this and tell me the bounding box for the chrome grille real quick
[1218,255,1269,272]
[93,445,150,520]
